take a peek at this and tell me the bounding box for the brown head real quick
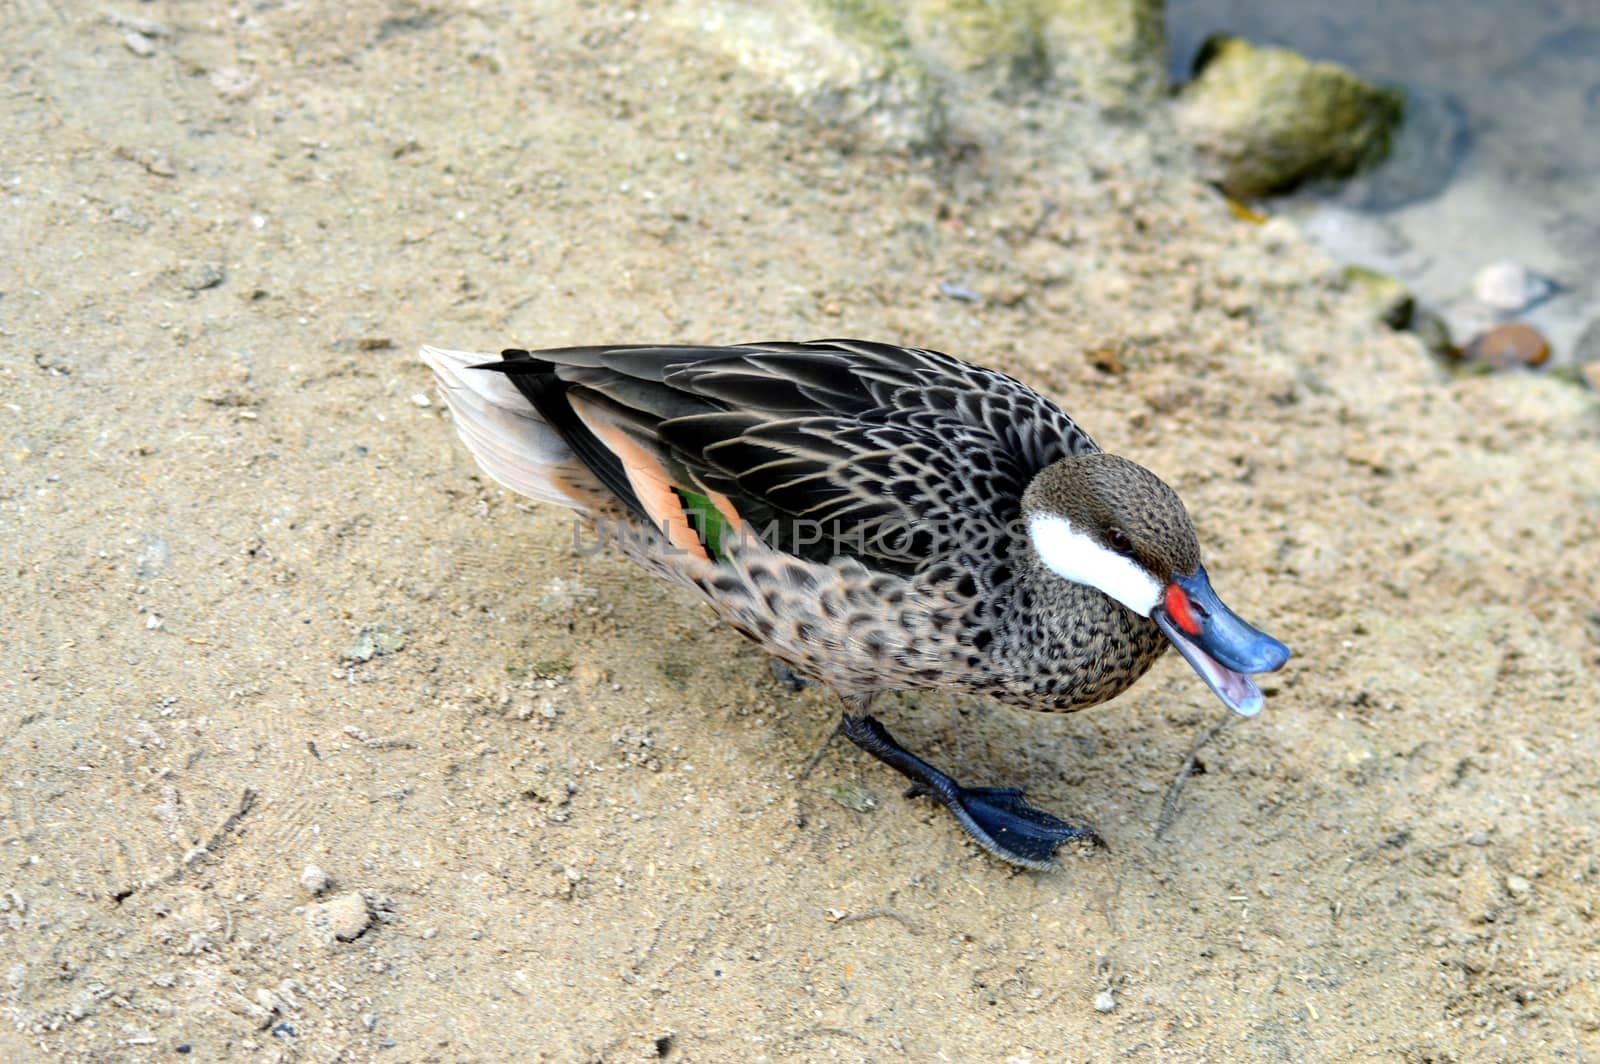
[1020,453,1289,715]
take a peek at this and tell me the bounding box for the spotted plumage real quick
[424,339,1289,869]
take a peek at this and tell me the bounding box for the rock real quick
[124,31,156,58]
[1093,988,1117,1013]
[820,782,879,812]
[1472,262,1561,317]
[305,892,371,945]
[1460,323,1550,370]
[177,260,225,292]
[1342,265,1414,331]
[343,624,407,663]
[902,0,1049,78]
[903,0,1165,104]
[1172,37,1403,200]
[1032,0,1165,105]
[667,1,946,152]
[299,864,332,896]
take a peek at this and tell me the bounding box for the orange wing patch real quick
[569,395,710,561]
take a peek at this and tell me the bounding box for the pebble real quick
[1093,988,1117,1013]
[1472,262,1561,316]
[343,624,407,663]
[820,782,878,813]
[410,392,432,408]
[300,864,331,896]
[177,260,225,292]
[305,892,371,945]
[1460,323,1549,370]
[124,31,156,57]
[1504,874,1533,899]
[940,281,982,303]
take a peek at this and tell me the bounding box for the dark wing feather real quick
[478,340,1099,576]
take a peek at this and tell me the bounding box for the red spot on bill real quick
[1164,582,1201,636]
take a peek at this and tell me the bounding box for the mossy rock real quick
[904,0,1164,99]
[1173,36,1403,199]
[671,0,946,151]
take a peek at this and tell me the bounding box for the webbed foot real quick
[839,713,1101,870]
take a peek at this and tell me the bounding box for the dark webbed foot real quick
[838,714,1101,870]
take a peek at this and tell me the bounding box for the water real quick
[1167,0,1600,363]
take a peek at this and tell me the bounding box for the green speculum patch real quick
[676,488,733,561]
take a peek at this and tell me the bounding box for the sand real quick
[3,2,1598,1061]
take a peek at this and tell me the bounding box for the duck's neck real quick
[987,539,1168,711]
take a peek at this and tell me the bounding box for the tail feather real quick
[420,346,584,507]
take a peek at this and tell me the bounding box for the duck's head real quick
[1021,454,1290,716]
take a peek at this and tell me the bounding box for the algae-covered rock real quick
[904,0,1164,101]
[669,0,946,151]
[1172,36,1403,199]
[903,0,1049,80]
[671,0,1166,144]
[1033,0,1165,102]
[1342,265,1415,331]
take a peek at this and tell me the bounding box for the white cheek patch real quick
[1028,514,1162,617]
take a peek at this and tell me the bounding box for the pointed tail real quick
[420,346,585,508]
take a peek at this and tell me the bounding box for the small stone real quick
[343,624,407,663]
[1086,348,1125,375]
[1505,874,1533,899]
[300,864,332,896]
[177,261,225,292]
[1094,988,1117,1013]
[820,782,879,813]
[410,393,432,408]
[1472,262,1560,316]
[305,892,371,945]
[124,31,156,57]
[1460,323,1550,370]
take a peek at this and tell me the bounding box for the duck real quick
[421,339,1290,869]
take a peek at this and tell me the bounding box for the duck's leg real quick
[837,710,1101,870]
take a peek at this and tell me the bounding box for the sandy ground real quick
[4,2,1600,1061]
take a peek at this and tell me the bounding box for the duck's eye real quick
[1108,529,1133,554]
